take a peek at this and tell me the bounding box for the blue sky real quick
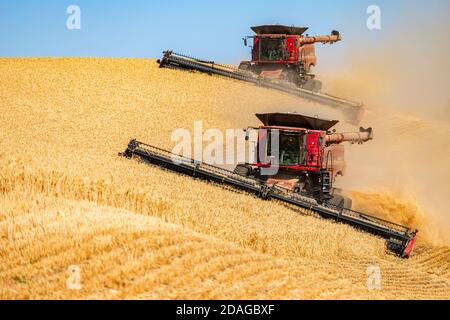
[0,0,448,65]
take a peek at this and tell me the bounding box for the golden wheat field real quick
[0,58,449,299]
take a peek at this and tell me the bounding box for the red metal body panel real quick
[324,144,346,179]
[252,37,260,61]
[306,132,322,167]
[256,127,267,164]
[299,43,316,71]
[286,37,298,61]
[403,235,418,258]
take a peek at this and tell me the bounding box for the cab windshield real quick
[259,37,286,61]
[267,131,305,166]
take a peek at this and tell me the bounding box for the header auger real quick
[157,24,364,124]
[120,112,418,258]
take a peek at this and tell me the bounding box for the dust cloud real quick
[317,16,450,245]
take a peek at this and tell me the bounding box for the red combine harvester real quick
[234,113,372,207]
[239,25,341,91]
[157,25,364,123]
[120,113,418,258]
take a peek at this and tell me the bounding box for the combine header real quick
[120,113,418,257]
[157,25,364,123]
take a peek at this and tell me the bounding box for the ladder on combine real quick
[120,139,418,258]
[157,51,364,124]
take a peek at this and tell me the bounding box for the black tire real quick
[233,164,251,177]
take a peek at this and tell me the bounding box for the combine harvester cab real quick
[120,113,418,258]
[157,25,365,124]
[239,25,341,91]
